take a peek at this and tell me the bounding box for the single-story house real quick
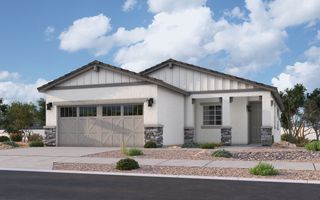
[38,59,283,147]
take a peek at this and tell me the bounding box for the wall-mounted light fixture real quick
[148,98,154,107]
[46,102,53,110]
[247,105,251,112]
[219,97,222,103]
[229,97,233,103]
[271,100,274,106]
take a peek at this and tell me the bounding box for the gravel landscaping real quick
[53,162,320,181]
[0,143,13,150]
[84,147,320,162]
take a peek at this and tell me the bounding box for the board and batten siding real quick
[59,68,140,87]
[149,65,254,91]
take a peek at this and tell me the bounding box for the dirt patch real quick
[84,147,320,162]
[53,162,320,181]
[0,143,13,150]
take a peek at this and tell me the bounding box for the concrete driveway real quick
[0,147,117,170]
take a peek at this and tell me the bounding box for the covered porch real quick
[184,90,279,146]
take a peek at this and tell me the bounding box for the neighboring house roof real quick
[37,60,189,95]
[140,58,284,110]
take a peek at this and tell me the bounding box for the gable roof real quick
[37,60,189,95]
[140,58,284,110]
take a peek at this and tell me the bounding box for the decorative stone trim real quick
[144,125,163,147]
[184,127,195,144]
[261,126,272,146]
[221,126,232,146]
[44,126,56,146]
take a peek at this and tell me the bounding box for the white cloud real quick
[147,0,206,13]
[268,0,320,28]
[59,14,112,56]
[58,0,320,75]
[0,71,47,104]
[0,71,19,81]
[45,26,55,41]
[224,6,245,20]
[316,30,320,40]
[115,7,214,71]
[122,0,137,12]
[272,46,320,91]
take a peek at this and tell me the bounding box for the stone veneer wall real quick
[144,125,163,147]
[44,126,56,146]
[221,127,232,146]
[184,127,195,144]
[261,126,272,146]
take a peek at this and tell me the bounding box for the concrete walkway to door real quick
[0,147,319,171]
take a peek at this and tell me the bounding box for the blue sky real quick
[0,0,320,103]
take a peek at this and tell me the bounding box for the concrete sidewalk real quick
[0,147,318,171]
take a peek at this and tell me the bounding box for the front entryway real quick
[248,102,262,144]
[58,104,144,147]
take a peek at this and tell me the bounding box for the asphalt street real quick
[0,170,319,200]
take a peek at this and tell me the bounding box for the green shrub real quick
[281,134,309,146]
[181,142,200,148]
[144,141,157,148]
[305,141,320,151]
[29,140,44,147]
[0,136,10,142]
[9,132,23,142]
[249,163,279,176]
[27,134,43,142]
[212,149,232,158]
[200,143,217,149]
[116,158,140,170]
[2,141,19,148]
[126,148,143,156]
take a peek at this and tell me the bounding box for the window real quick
[203,104,222,126]
[79,106,97,117]
[123,104,143,116]
[60,107,77,117]
[103,105,121,116]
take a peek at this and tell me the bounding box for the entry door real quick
[249,102,262,144]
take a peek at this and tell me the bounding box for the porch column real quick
[184,96,195,144]
[221,96,232,145]
[261,93,273,146]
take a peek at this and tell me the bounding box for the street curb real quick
[0,168,319,184]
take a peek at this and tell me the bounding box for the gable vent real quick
[93,65,100,72]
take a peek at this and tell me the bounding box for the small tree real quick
[304,88,320,140]
[36,98,46,127]
[0,99,8,129]
[3,102,37,134]
[280,84,306,140]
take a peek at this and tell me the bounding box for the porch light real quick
[229,97,233,103]
[148,98,154,107]
[46,102,53,110]
[271,100,274,106]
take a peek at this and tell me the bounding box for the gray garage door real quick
[58,104,144,147]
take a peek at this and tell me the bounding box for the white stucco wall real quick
[230,97,249,144]
[45,84,158,126]
[157,87,185,145]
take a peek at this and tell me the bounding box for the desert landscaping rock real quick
[85,147,320,162]
[53,162,320,181]
[0,143,13,150]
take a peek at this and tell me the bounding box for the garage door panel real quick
[88,118,100,134]
[58,104,144,147]
[59,132,78,146]
[112,133,122,146]
[78,133,102,146]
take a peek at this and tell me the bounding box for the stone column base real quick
[144,125,163,147]
[44,126,56,146]
[261,126,273,146]
[221,126,232,146]
[184,127,195,144]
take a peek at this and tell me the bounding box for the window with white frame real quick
[203,104,222,126]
